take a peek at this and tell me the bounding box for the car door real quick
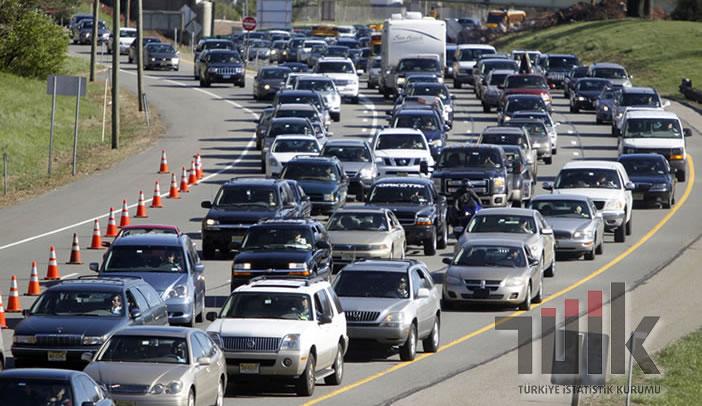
[313,291,336,368]
[420,267,440,321]
[297,184,312,218]
[279,184,296,218]
[313,225,332,276]
[126,289,150,325]
[410,268,432,338]
[535,212,555,270]
[192,332,220,404]
[137,285,168,325]
[186,239,206,313]
[387,212,404,258]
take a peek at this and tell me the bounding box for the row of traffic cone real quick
[158,150,203,179]
[0,269,40,327]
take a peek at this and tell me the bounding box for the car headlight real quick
[82,335,107,345]
[271,49,277,54]
[541,93,551,102]
[382,312,405,327]
[650,183,668,192]
[493,177,506,193]
[416,216,433,226]
[150,384,165,394]
[268,155,280,166]
[263,84,271,90]
[502,115,511,122]
[208,67,218,73]
[166,381,183,394]
[171,58,179,63]
[603,105,609,111]
[370,243,390,251]
[437,77,444,84]
[573,229,594,239]
[604,199,624,210]
[165,284,188,299]
[288,262,308,270]
[205,218,219,229]
[577,96,586,101]
[359,167,375,179]
[323,193,337,202]
[504,276,527,287]
[207,332,223,348]
[280,334,301,350]
[233,262,252,270]
[150,57,156,62]
[13,335,37,344]
[396,77,406,85]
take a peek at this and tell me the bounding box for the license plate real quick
[231,235,244,243]
[633,192,644,200]
[48,351,67,362]
[396,172,409,177]
[222,75,231,79]
[472,289,490,299]
[240,363,260,374]
[341,253,354,261]
[115,401,137,406]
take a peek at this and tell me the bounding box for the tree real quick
[672,0,702,20]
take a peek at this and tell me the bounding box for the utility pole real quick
[137,0,144,111]
[126,0,131,27]
[111,0,120,149]
[89,0,99,81]
[211,1,216,36]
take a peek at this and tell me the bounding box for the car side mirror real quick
[101,241,111,248]
[254,75,258,80]
[206,311,218,322]
[316,240,331,250]
[22,309,31,317]
[89,262,100,272]
[529,257,540,267]
[201,201,212,209]
[625,181,635,191]
[318,313,332,324]
[542,228,553,235]
[416,288,430,299]
[444,124,450,131]
[302,195,311,202]
[194,264,205,273]
[198,357,212,366]
[129,307,142,319]
[419,161,429,175]
[81,352,94,363]
[662,100,671,108]
[595,212,603,218]
[684,128,692,137]
[542,182,553,191]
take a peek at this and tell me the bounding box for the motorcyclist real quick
[450,182,482,225]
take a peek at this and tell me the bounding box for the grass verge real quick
[0,56,164,207]
[494,19,702,97]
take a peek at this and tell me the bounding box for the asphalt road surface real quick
[0,46,700,406]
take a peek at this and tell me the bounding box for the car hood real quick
[576,90,602,99]
[339,297,409,314]
[456,61,477,69]
[503,88,548,96]
[628,174,669,184]
[341,161,371,174]
[234,250,311,268]
[366,203,431,218]
[295,179,339,194]
[85,362,191,388]
[374,149,431,159]
[258,78,286,87]
[542,217,594,233]
[329,231,392,246]
[447,265,527,281]
[553,188,624,201]
[149,52,177,59]
[103,272,188,295]
[621,138,684,149]
[324,73,357,81]
[14,315,127,336]
[208,318,315,337]
[206,207,280,222]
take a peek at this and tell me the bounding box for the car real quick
[327,208,406,270]
[442,238,544,310]
[366,177,448,255]
[472,58,519,98]
[272,103,330,142]
[193,38,235,78]
[503,118,553,165]
[269,39,289,63]
[143,43,180,71]
[292,78,341,121]
[84,326,226,406]
[266,135,322,178]
[595,85,622,124]
[352,47,370,73]
[206,277,347,396]
[0,369,113,405]
[281,156,349,214]
[367,56,382,89]
[452,44,496,88]
[333,259,441,360]
[69,13,93,34]
[107,27,136,55]
[255,107,275,149]
[383,55,443,98]
[479,69,514,113]
[284,37,306,62]
[73,19,110,45]
[588,62,632,87]
[307,43,329,67]
[510,111,560,155]
[611,86,666,135]
[321,138,378,200]
[477,126,538,176]
[93,233,206,326]
[128,37,160,64]
[12,277,168,368]
[530,194,605,260]
[501,144,535,207]
[314,57,360,103]
[617,109,690,182]
[456,208,556,275]
[618,154,677,208]
[254,66,292,100]
[498,94,548,124]
[569,78,611,113]
[262,117,316,150]
[247,39,272,61]
[564,65,590,98]
[273,89,331,123]
[534,53,579,89]
[197,49,245,87]
[445,43,458,77]
[371,129,435,178]
[299,39,327,64]
[501,74,552,110]
[403,82,455,126]
[544,160,634,243]
[280,61,310,73]
[390,108,448,159]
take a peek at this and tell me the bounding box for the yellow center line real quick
[304,156,696,405]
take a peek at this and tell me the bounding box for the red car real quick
[500,74,552,111]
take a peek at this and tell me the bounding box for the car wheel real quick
[422,317,440,353]
[214,377,224,406]
[625,217,632,236]
[544,156,553,165]
[351,96,360,104]
[533,277,543,303]
[423,232,437,256]
[202,242,215,260]
[187,389,195,406]
[596,117,603,124]
[324,343,344,385]
[596,237,604,255]
[454,80,461,89]
[676,171,686,182]
[482,103,490,113]
[295,352,316,396]
[519,284,532,311]
[614,225,626,243]
[195,295,205,323]
[664,193,673,209]
[585,246,596,261]
[437,224,448,250]
[399,324,417,361]
[552,148,557,155]
[545,260,555,277]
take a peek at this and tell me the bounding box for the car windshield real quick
[398,58,440,72]
[572,67,589,78]
[555,169,622,189]
[215,186,277,208]
[620,158,669,176]
[269,122,311,137]
[99,336,189,364]
[148,44,175,54]
[481,132,527,149]
[283,163,337,181]
[371,59,382,68]
[621,93,658,106]
[454,246,526,267]
[103,245,186,272]
[593,68,627,79]
[532,200,592,219]
[438,149,503,168]
[459,49,495,61]
[209,52,241,63]
[489,73,510,86]
[509,123,547,139]
[296,79,335,92]
[505,75,547,89]
[506,98,545,112]
[203,41,232,50]
[376,133,426,150]
[409,86,449,100]
[221,293,313,320]
[121,30,137,38]
[273,139,320,153]
[599,88,617,100]
[548,56,578,69]
[272,41,287,49]
[624,118,682,138]
[484,61,517,73]
[316,62,355,73]
[334,271,410,299]
[369,183,431,204]
[328,212,388,231]
[0,380,74,405]
[261,69,289,79]
[278,94,322,108]
[468,214,536,234]
[30,291,124,317]
[276,109,316,119]
[394,114,439,131]
[578,80,609,91]
[118,227,178,237]
[326,47,349,57]
[322,145,371,162]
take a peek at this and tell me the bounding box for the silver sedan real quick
[84,326,227,406]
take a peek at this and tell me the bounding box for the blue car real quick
[281,156,349,214]
[0,369,113,405]
[391,108,448,159]
[618,153,677,208]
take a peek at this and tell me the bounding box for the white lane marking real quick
[363,118,368,122]
[567,130,574,134]
[0,71,258,252]
[60,273,79,280]
[573,151,580,156]
[570,140,577,145]
[360,93,378,133]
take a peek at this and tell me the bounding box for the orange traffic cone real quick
[151,180,163,208]
[67,233,82,264]
[26,261,41,296]
[119,200,130,227]
[7,276,22,313]
[188,160,198,185]
[0,293,7,328]
[88,219,104,249]
[159,150,169,173]
[105,208,119,237]
[195,153,204,180]
[168,173,180,199]
[45,245,61,280]
[179,167,190,193]
[136,191,148,218]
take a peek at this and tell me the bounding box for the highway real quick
[0,45,700,405]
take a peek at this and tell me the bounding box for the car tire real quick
[214,377,225,406]
[437,224,448,250]
[625,217,632,236]
[545,260,555,277]
[324,343,344,385]
[422,317,440,353]
[664,194,673,209]
[423,233,437,256]
[202,242,215,260]
[552,148,557,155]
[585,246,596,261]
[596,237,604,255]
[519,284,532,311]
[676,171,686,182]
[544,156,553,165]
[482,103,490,113]
[533,277,543,303]
[399,324,417,361]
[187,389,195,406]
[454,80,461,89]
[195,295,205,323]
[614,225,626,243]
[295,352,316,396]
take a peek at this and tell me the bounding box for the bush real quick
[0,6,68,79]
[672,0,702,20]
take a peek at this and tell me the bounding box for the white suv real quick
[545,160,634,242]
[372,129,435,177]
[314,57,360,103]
[206,277,348,396]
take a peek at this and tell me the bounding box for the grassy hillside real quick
[494,19,702,97]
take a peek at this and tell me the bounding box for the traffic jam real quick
[0,11,693,406]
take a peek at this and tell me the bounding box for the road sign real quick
[47,76,87,97]
[242,16,256,31]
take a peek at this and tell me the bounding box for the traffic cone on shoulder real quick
[195,153,203,180]
[67,233,82,264]
[179,167,190,193]
[45,245,61,280]
[7,276,22,313]
[105,208,119,237]
[136,191,148,218]
[88,219,104,249]
[26,262,41,296]
[0,293,7,328]
[188,160,198,185]
[168,173,180,199]
[159,150,169,173]
[151,180,163,208]
[119,200,130,227]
